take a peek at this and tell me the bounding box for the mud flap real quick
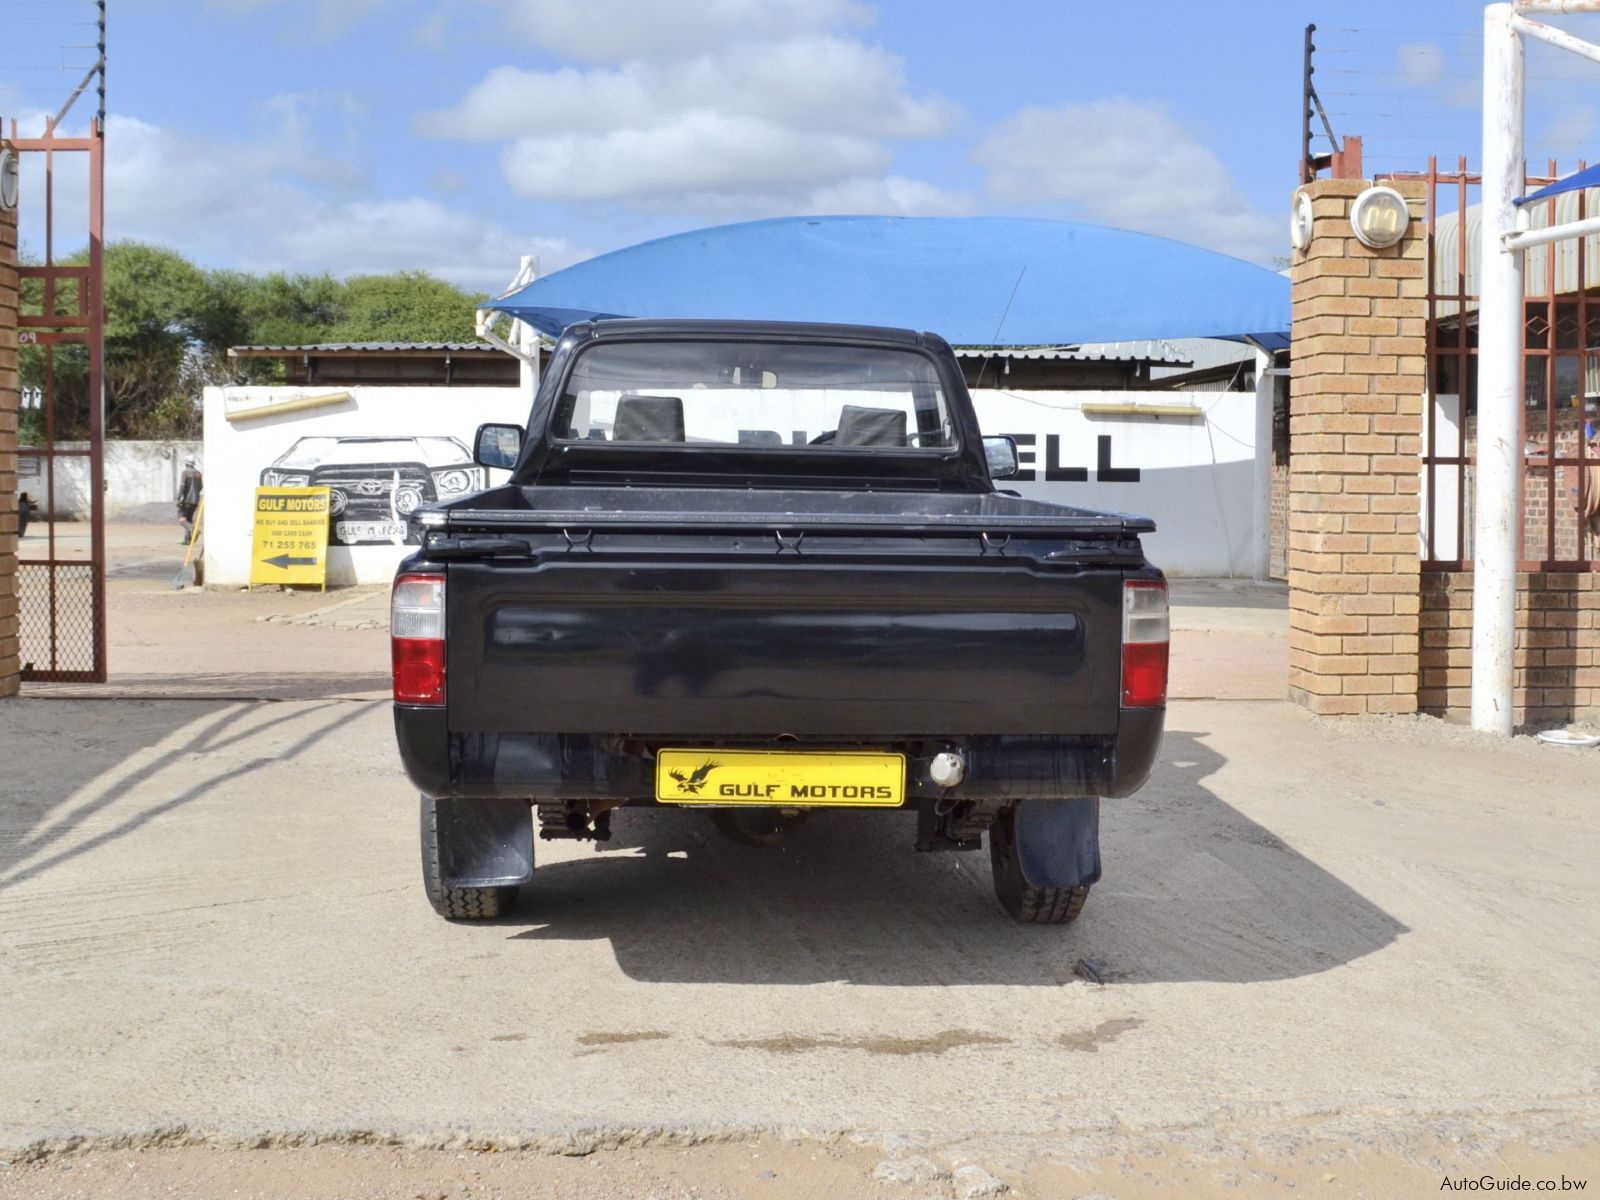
[437,797,534,888]
[1013,797,1102,888]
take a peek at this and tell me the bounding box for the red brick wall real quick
[1523,408,1594,563]
[1270,399,1290,580]
[1420,571,1600,724]
[1442,410,1596,564]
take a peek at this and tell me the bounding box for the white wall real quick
[969,389,1256,576]
[1424,392,1465,561]
[18,440,202,520]
[203,386,529,587]
[201,383,1256,586]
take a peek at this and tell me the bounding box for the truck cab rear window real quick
[552,340,956,451]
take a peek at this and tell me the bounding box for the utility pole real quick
[1471,3,1525,735]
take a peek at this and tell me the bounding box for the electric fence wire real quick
[1313,21,1600,171]
[0,0,105,128]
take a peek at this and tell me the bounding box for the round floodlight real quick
[1350,185,1410,249]
[1290,190,1314,252]
[0,149,17,211]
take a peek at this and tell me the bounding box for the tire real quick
[419,795,518,920]
[988,805,1090,924]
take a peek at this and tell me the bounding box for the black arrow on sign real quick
[262,554,318,569]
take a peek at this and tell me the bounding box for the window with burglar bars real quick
[1412,156,1600,571]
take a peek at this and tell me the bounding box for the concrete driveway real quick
[3,694,1598,1159]
[2,536,1597,1195]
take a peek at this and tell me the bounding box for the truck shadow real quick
[506,728,1407,986]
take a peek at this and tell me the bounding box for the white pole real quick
[1253,347,1275,581]
[514,254,540,404]
[1514,0,1600,12]
[1471,3,1525,735]
[1503,212,1600,251]
[1511,12,1600,65]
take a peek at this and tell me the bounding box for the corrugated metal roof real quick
[1432,189,1600,316]
[233,340,1190,363]
[229,342,501,355]
[952,340,1190,364]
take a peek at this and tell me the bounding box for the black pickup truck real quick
[391,319,1167,923]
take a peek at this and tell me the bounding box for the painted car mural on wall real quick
[259,436,486,545]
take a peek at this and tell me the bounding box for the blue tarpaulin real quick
[1517,163,1600,206]
[489,216,1290,349]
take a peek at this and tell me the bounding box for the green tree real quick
[326,271,485,343]
[193,269,346,386]
[21,241,209,439]
[100,242,209,437]
[18,244,487,440]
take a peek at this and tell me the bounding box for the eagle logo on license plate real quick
[668,759,721,795]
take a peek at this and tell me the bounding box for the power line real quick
[1321,27,1484,36]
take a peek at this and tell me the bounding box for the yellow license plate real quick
[655,749,905,807]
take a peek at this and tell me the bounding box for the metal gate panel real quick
[1403,156,1600,573]
[10,108,107,682]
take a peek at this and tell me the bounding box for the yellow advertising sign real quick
[251,486,332,589]
[655,749,905,807]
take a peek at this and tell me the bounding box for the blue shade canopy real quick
[490,216,1289,348]
[1518,163,1600,206]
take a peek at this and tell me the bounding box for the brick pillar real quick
[1,134,18,698]
[1287,179,1427,715]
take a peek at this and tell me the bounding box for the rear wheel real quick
[989,805,1090,924]
[419,795,518,920]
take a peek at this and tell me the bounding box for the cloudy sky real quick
[5,0,1600,292]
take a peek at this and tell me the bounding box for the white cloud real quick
[420,27,957,211]
[204,0,389,43]
[1396,42,1446,88]
[799,175,978,217]
[973,99,1279,264]
[416,38,949,142]
[500,115,889,202]
[18,111,582,293]
[274,198,581,292]
[418,0,871,62]
[429,167,468,198]
[639,173,977,225]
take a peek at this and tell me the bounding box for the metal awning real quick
[1517,162,1600,206]
[487,216,1290,349]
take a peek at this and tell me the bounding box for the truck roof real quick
[575,317,936,348]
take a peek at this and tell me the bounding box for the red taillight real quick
[393,639,445,705]
[392,573,445,706]
[1121,578,1169,708]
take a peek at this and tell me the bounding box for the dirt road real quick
[2,528,1597,1196]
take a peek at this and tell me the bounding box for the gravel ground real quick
[2,1128,1597,1199]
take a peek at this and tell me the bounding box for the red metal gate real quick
[1406,156,1600,572]
[11,67,107,680]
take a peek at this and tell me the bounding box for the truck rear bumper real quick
[394,707,1164,805]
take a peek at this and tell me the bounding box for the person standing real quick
[177,456,203,544]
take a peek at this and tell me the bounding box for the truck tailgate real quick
[444,549,1124,738]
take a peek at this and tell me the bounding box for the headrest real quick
[835,405,907,447]
[613,394,685,443]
